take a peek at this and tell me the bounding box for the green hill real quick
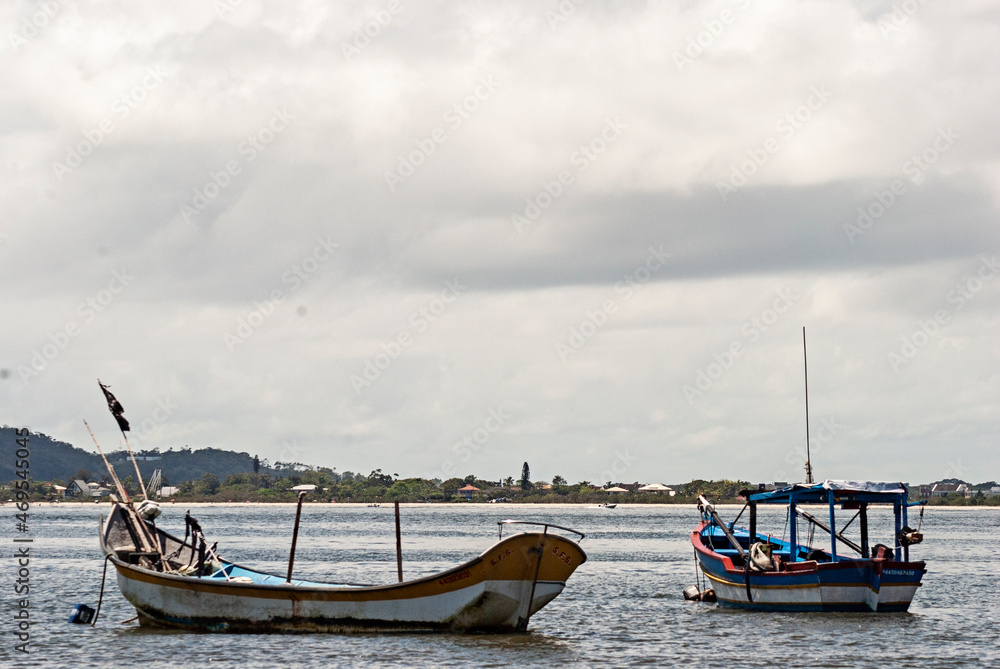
[0,426,292,485]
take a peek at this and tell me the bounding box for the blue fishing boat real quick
[689,481,927,612]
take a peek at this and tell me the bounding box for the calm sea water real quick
[3,503,998,668]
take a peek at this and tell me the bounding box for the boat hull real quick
[692,527,924,613]
[109,530,586,632]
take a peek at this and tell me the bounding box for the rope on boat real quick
[743,561,753,603]
[204,541,232,581]
[91,555,112,627]
[728,503,748,533]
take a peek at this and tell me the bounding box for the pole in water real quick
[802,326,814,484]
[286,491,307,583]
[394,501,403,582]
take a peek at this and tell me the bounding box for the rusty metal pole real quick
[286,491,307,583]
[395,501,403,582]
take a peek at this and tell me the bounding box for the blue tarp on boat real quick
[746,480,909,505]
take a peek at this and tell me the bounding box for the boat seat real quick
[784,560,818,572]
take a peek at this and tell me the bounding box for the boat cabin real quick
[701,480,926,566]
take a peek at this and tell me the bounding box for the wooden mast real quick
[84,421,158,555]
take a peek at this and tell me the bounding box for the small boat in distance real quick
[689,480,927,612]
[99,501,587,632]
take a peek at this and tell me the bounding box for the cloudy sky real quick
[2,0,997,486]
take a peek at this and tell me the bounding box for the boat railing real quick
[497,520,585,541]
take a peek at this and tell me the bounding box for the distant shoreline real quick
[18,500,1000,509]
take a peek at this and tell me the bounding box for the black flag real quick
[98,380,130,432]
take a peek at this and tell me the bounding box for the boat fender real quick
[137,499,161,521]
[749,542,775,572]
[683,585,717,603]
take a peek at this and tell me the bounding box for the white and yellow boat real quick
[98,501,586,632]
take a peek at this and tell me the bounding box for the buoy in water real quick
[68,603,96,624]
[683,586,717,603]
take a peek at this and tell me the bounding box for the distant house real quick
[159,486,179,497]
[457,485,480,499]
[291,484,318,493]
[930,483,970,498]
[65,480,91,497]
[52,485,67,496]
[605,486,629,494]
[637,483,675,495]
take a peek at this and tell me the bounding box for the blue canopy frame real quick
[737,481,925,562]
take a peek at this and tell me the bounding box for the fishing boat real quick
[84,380,587,632]
[98,499,587,632]
[689,480,927,612]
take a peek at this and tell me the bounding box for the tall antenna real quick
[802,327,814,484]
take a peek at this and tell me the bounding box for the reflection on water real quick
[7,504,998,667]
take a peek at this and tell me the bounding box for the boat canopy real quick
[741,480,909,505]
